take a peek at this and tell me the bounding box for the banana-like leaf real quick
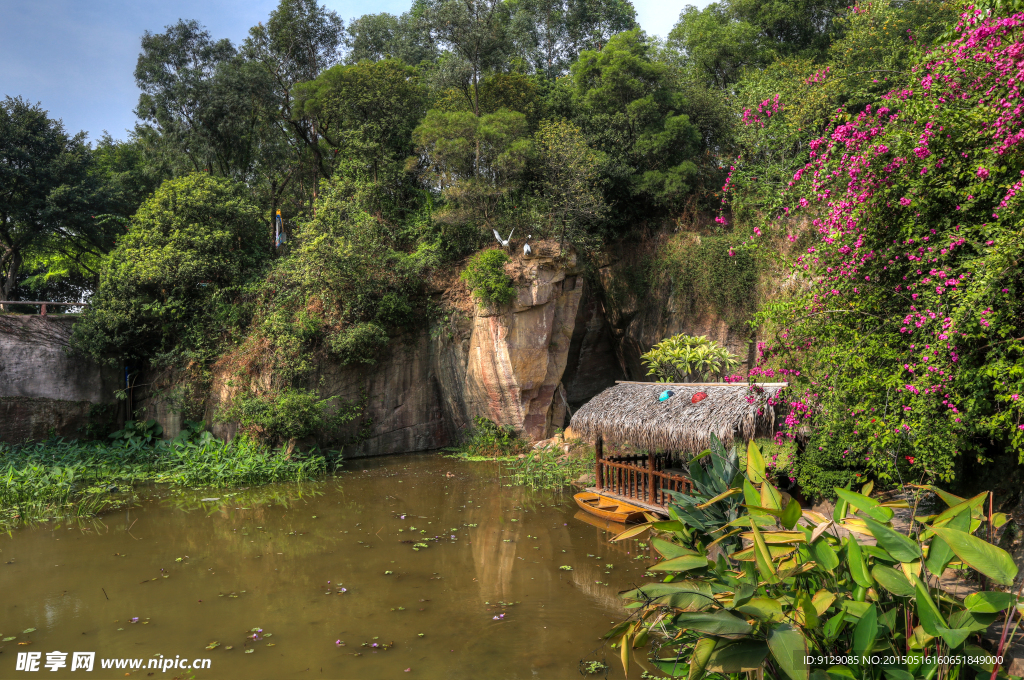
[737,597,784,622]
[871,565,915,597]
[852,603,878,659]
[797,593,820,630]
[965,591,1018,613]
[929,525,1018,586]
[747,439,767,484]
[930,486,966,508]
[907,625,934,650]
[781,498,802,529]
[611,523,653,542]
[911,574,971,648]
[778,562,819,580]
[823,611,845,639]
[697,487,743,508]
[761,480,783,511]
[751,523,780,583]
[705,640,769,672]
[706,528,743,551]
[768,623,810,680]
[732,544,797,562]
[689,637,718,680]
[620,631,630,675]
[652,520,687,532]
[811,590,836,616]
[812,538,841,571]
[810,520,833,543]
[928,491,988,526]
[650,554,710,572]
[674,610,754,638]
[862,517,921,563]
[739,530,806,544]
[846,536,874,588]
[924,508,970,575]
[743,478,762,513]
[803,509,831,525]
[620,581,713,601]
[652,538,698,560]
[835,488,894,523]
[839,518,875,539]
[948,608,998,633]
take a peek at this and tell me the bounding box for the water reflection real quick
[0,454,654,679]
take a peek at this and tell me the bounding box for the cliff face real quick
[26,242,752,454]
[597,259,755,381]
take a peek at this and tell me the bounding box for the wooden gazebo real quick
[569,381,788,511]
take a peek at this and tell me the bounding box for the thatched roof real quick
[569,382,788,453]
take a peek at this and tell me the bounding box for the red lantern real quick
[691,392,708,404]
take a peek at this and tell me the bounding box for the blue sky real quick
[0,0,705,143]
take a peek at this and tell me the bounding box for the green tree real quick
[72,173,269,364]
[411,108,532,230]
[0,97,94,304]
[533,119,605,247]
[345,8,438,65]
[514,0,638,76]
[292,59,427,189]
[571,29,702,220]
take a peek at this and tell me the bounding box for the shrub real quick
[640,333,740,382]
[460,250,516,306]
[328,322,389,364]
[218,388,359,444]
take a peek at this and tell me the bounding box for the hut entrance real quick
[569,381,788,518]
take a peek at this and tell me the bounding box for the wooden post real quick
[647,453,655,505]
[595,435,603,490]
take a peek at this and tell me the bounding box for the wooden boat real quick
[574,492,647,524]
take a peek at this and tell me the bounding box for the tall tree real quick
[571,30,702,222]
[0,97,93,304]
[243,0,345,200]
[345,6,438,65]
[516,0,638,76]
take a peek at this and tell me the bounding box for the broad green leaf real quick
[929,486,966,508]
[732,544,797,562]
[650,657,689,677]
[841,600,871,619]
[862,517,921,563]
[911,574,971,649]
[811,590,836,616]
[948,609,997,633]
[743,478,763,513]
[650,554,709,572]
[929,525,1018,586]
[689,637,718,680]
[655,583,716,611]
[852,603,878,659]
[674,610,754,638]
[737,597,784,622]
[620,631,630,675]
[769,623,810,680]
[652,538,697,560]
[652,520,686,532]
[620,581,713,601]
[835,488,894,522]
[761,480,783,511]
[813,538,840,571]
[881,667,914,680]
[824,667,856,680]
[610,523,652,542]
[798,593,820,629]
[964,591,1018,613]
[823,611,845,639]
[697,487,743,508]
[750,523,779,583]
[747,439,766,484]
[846,536,874,588]
[739,531,806,544]
[871,565,915,597]
[929,491,988,526]
[782,499,802,530]
[731,583,755,608]
[705,639,769,672]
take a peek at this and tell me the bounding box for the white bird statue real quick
[493,228,515,248]
[523,235,532,256]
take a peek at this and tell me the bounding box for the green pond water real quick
[0,453,656,679]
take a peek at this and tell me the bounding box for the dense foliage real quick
[641,333,741,383]
[460,249,516,305]
[611,439,1017,679]
[736,4,1024,496]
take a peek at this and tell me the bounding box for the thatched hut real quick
[569,381,787,510]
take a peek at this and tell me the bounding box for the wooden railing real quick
[594,436,692,508]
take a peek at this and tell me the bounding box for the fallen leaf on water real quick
[205,642,220,650]
[3,637,16,641]
[244,649,254,654]
[22,629,35,634]
[224,646,233,651]
[18,642,33,646]
[267,643,275,647]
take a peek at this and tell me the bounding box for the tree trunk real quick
[2,248,23,308]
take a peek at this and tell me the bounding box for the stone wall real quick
[0,315,121,442]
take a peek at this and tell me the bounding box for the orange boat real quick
[573,492,647,524]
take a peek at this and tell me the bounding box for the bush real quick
[218,388,359,444]
[328,322,389,364]
[448,416,531,459]
[71,173,269,364]
[460,249,516,306]
[640,333,740,382]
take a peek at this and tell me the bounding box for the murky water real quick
[0,454,655,679]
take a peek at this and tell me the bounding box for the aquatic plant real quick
[0,425,332,526]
